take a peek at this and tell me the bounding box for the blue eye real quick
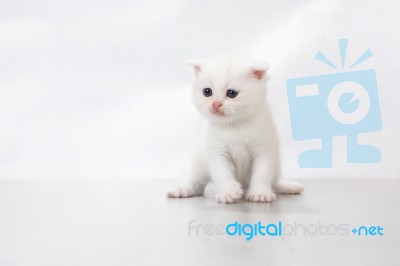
[203,88,212,97]
[227,89,238,98]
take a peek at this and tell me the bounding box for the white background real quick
[1,0,399,179]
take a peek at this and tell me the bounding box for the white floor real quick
[0,179,399,266]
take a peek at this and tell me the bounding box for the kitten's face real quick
[190,57,268,124]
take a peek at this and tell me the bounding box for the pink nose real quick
[212,101,223,111]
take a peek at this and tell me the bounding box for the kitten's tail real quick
[273,180,304,194]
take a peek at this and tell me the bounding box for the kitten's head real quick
[188,56,269,124]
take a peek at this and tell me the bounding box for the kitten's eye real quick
[226,89,238,98]
[202,88,212,97]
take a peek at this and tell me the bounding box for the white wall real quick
[1,0,399,179]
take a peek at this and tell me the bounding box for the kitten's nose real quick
[212,101,223,111]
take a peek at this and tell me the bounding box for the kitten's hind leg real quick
[273,180,304,194]
[271,163,304,194]
[167,151,210,198]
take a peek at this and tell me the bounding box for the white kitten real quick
[168,56,303,204]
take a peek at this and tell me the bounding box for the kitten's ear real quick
[250,63,269,80]
[186,59,204,76]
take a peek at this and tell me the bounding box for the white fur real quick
[167,56,303,203]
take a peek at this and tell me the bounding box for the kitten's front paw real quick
[215,183,244,204]
[246,189,276,203]
[167,184,200,198]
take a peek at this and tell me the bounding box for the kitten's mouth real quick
[212,110,225,116]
